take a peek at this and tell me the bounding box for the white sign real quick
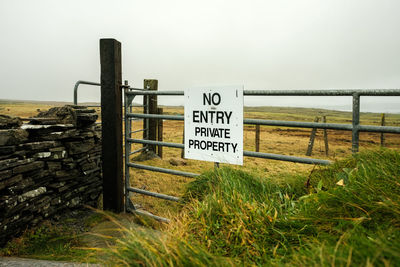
[184,86,243,165]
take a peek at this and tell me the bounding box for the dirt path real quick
[0,257,100,266]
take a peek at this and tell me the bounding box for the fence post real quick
[352,93,360,153]
[144,79,158,153]
[100,38,124,212]
[255,125,260,152]
[143,86,149,147]
[306,116,320,156]
[322,116,329,156]
[157,108,163,158]
[380,113,385,147]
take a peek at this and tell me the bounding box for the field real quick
[2,100,400,218]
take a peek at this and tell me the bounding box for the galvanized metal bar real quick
[73,80,101,105]
[131,128,146,134]
[127,187,180,202]
[129,139,331,165]
[126,90,183,96]
[130,147,146,155]
[358,125,400,133]
[127,138,184,148]
[133,209,170,223]
[245,119,353,130]
[244,89,400,96]
[352,93,360,153]
[128,113,354,131]
[126,89,400,97]
[127,113,183,121]
[122,86,147,91]
[243,151,331,165]
[127,162,199,177]
[124,81,132,212]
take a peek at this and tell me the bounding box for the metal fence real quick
[73,80,101,106]
[123,87,400,221]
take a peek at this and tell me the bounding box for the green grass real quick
[105,149,400,266]
[0,213,102,263]
[3,149,399,265]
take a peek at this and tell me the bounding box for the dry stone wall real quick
[0,106,102,246]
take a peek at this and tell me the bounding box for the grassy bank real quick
[107,149,400,266]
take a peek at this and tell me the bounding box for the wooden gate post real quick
[255,125,260,152]
[100,39,124,212]
[144,79,158,153]
[322,116,329,156]
[381,113,385,147]
[306,116,320,156]
[157,108,163,158]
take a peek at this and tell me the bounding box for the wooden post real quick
[255,125,260,152]
[381,113,385,147]
[142,87,148,146]
[306,117,320,156]
[144,79,158,153]
[100,38,124,212]
[322,116,329,156]
[157,108,163,158]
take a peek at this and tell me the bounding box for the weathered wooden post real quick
[322,116,329,156]
[143,86,149,147]
[157,107,163,158]
[255,125,260,152]
[381,113,385,147]
[352,93,361,153]
[144,79,158,153]
[100,38,124,212]
[306,116,320,156]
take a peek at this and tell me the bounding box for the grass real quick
[104,149,400,266]
[0,211,103,263]
[2,101,400,265]
[1,146,399,265]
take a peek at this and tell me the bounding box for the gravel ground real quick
[0,257,100,267]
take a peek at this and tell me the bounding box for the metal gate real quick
[122,86,400,221]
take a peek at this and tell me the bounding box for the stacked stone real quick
[0,106,102,246]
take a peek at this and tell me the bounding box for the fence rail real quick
[126,88,400,154]
[73,80,101,106]
[127,113,400,134]
[126,89,400,96]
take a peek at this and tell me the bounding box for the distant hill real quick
[1,99,399,117]
[0,99,98,106]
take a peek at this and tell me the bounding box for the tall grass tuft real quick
[182,167,313,263]
[103,220,234,266]
[105,149,400,266]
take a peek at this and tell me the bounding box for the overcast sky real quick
[0,0,399,112]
